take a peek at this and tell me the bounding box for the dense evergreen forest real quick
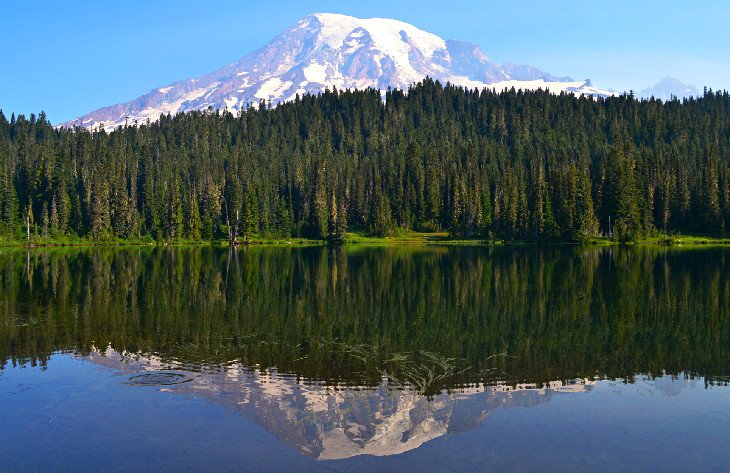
[1,79,729,243]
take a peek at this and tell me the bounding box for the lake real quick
[1,246,729,472]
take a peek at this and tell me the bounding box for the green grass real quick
[1,232,729,249]
[342,230,445,246]
[366,232,730,247]
[638,235,730,247]
[0,235,158,248]
[229,237,325,247]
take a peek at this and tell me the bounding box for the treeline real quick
[1,79,729,242]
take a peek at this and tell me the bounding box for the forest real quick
[0,79,729,243]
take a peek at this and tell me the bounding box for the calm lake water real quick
[1,246,729,472]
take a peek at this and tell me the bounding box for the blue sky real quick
[1,0,728,124]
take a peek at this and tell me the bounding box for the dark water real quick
[1,246,729,472]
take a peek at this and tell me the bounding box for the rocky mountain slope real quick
[62,13,615,131]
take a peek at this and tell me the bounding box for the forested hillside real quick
[1,79,729,243]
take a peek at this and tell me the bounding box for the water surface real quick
[1,246,729,472]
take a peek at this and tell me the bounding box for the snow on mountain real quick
[638,77,700,101]
[61,13,616,131]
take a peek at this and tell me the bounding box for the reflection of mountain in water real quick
[3,246,726,465]
[86,348,593,460]
[3,246,729,388]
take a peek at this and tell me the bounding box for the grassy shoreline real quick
[2,232,730,249]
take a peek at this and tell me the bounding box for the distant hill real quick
[639,77,700,101]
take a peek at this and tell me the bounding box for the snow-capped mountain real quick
[638,77,700,101]
[62,13,615,131]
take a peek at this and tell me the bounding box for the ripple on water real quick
[126,372,192,386]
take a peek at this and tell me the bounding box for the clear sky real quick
[1,0,728,124]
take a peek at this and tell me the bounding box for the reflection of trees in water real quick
[1,246,729,389]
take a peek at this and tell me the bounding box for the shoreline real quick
[2,233,730,250]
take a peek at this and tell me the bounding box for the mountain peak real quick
[639,77,700,101]
[298,12,448,84]
[61,13,615,131]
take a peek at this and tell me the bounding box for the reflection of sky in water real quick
[1,351,729,473]
[1,246,730,472]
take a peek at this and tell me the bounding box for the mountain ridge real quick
[638,76,700,101]
[61,13,615,131]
